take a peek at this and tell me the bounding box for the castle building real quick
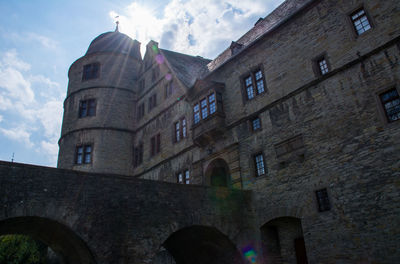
[56,0,400,262]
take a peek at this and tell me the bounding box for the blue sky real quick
[0,0,284,167]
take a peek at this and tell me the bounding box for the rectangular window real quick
[75,145,92,164]
[151,134,161,156]
[351,8,371,35]
[193,92,222,124]
[82,63,100,81]
[133,143,143,167]
[174,117,187,143]
[209,93,216,114]
[254,153,266,177]
[177,169,190,184]
[165,81,174,98]
[148,94,157,112]
[316,188,331,212]
[79,99,96,118]
[201,98,208,119]
[380,88,400,123]
[251,116,261,131]
[194,104,200,124]
[175,121,180,142]
[243,68,266,100]
[137,103,145,120]
[318,58,329,75]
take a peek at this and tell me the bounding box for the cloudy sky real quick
[0,0,284,167]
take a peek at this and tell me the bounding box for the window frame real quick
[312,53,331,77]
[75,144,93,165]
[82,62,100,81]
[253,152,266,177]
[315,188,331,212]
[137,103,145,121]
[376,86,400,124]
[133,142,143,168]
[250,115,262,132]
[79,99,96,118]
[150,133,161,157]
[177,169,190,184]
[174,117,187,143]
[347,6,374,38]
[241,66,267,102]
[192,90,223,125]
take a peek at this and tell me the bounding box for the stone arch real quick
[205,158,230,187]
[0,216,96,264]
[260,217,308,264]
[162,225,244,264]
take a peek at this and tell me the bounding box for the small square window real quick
[350,8,371,36]
[380,88,400,123]
[254,153,266,177]
[251,116,261,131]
[82,63,100,81]
[316,188,331,212]
[79,99,96,118]
[76,145,92,164]
[177,170,190,184]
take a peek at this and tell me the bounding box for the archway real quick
[163,225,243,264]
[260,217,308,264]
[0,216,96,264]
[205,158,230,187]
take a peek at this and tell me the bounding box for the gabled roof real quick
[207,0,314,72]
[160,49,211,88]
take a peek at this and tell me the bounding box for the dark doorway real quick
[163,225,243,264]
[205,159,230,187]
[260,217,308,264]
[294,237,308,264]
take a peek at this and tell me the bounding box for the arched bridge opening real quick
[162,225,244,264]
[0,216,96,264]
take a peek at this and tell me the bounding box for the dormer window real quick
[82,63,100,81]
[193,91,223,125]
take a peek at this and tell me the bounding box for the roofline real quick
[203,0,319,79]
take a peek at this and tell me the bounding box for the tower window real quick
[75,145,92,164]
[177,169,190,184]
[243,68,266,100]
[150,134,161,156]
[315,188,331,212]
[254,153,266,177]
[82,63,100,81]
[79,99,96,118]
[350,8,371,35]
[380,88,400,123]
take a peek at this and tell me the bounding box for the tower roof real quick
[85,31,141,60]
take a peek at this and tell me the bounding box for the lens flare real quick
[165,73,172,81]
[242,246,257,263]
[156,54,164,64]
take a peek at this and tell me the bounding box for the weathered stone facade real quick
[38,0,400,262]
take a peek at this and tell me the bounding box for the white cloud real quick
[111,0,285,58]
[0,126,33,148]
[0,115,3,122]
[0,49,63,164]
[26,33,58,49]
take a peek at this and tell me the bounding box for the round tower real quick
[57,29,142,175]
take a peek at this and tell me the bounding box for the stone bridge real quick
[0,161,256,264]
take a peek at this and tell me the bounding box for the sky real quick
[0,0,285,167]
